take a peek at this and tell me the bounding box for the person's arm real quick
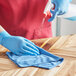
[0,25,39,56]
[0,25,5,32]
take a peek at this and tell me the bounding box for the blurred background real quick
[52,0,76,37]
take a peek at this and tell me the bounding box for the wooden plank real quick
[49,35,71,50]
[0,55,75,76]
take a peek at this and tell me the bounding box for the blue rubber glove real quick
[6,46,64,69]
[0,31,39,56]
[48,0,72,22]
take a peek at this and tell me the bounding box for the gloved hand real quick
[6,45,64,69]
[48,0,72,22]
[0,31,39,56]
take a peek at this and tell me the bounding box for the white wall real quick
[60,18,76,36]
[52,19,56,37]
[60,1,76,36]
[72,0,76,4]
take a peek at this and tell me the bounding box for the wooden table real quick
[0,35,76,76]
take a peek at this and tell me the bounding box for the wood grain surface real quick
[0,34,76,76]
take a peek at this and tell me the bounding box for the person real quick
[0,0,72,55]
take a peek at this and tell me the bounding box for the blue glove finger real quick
[8,47,36,56]
[18,37,39,55]
[17,36,35,45]
[25,41,39,53]
[58,11,65,15]
[19,49,37,56]
[48,3,60,22]
[24,38,39,53]
[48,9,59,22]
[24,38,35,45]
[22,45,40,55]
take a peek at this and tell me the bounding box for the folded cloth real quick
[65,16,76,21]
[6,46,64,69]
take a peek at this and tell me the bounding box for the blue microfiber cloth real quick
[6,46,64,69]
[65,16,76,21]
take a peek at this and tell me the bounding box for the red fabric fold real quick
[0,0,52,40]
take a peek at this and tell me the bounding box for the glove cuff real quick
[0,31,10,44]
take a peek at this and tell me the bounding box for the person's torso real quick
[0,0,52,40]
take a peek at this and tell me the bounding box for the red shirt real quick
[0,0,52,40]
